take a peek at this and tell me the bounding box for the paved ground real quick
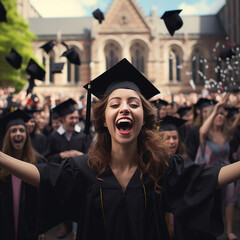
[43,208,240,240]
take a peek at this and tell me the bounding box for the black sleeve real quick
[36,156,88,233]
[164,154,223,237]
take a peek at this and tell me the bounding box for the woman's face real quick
[9,125,27,151]
[159,106,167,119]
[182,111,193,127]
[165,130,179,154]
[201,106,210,122]
[25,118,36,133]
[104,89,144,147]
[213,107,225,127]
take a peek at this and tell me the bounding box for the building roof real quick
[158,15,226,36]
[29,17,93,36]
[29,14,225,38]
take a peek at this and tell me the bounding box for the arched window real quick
[169,48,182,82]
[130,42,146,74]
[105,42,120,69]
[191,49,205,85]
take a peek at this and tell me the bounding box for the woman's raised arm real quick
[0,151,40,187]
[217,161,240,188]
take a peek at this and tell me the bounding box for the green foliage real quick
[0,0,37,92]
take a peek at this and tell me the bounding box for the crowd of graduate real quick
[1,60,240,240]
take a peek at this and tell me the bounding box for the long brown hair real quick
[88,92,169,192]
[0,126,37,180]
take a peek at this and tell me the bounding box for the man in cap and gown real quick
[46,98,89,238]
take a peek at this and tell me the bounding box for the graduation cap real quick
[0,109,31,135]
[26,59,45,80]
[225,107,239,120]
[52,98,78,117]
[40,40,56,54]
[177,106,192,118]
[194,98,217,110]
[5,48,22,69]
[151,99,168,109]
[83,58,160,134]
[26,59,45,95]
[61,47,81,65]
[161,9,183,36]
[0,1,7,22]
[160,115,186,131]
[51,62,64,74]
[92,8,104,24]
[220,47,236,60]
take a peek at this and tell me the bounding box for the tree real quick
[0,0,38,92]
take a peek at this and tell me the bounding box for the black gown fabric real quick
[184,125,200,161]
[30,133,49,157]
[46,130,89,163]
[36,154,223,240]
[0,177,39,240]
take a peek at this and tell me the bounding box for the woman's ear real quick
[104,122,107,127]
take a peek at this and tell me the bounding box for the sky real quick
[30,0,226,18]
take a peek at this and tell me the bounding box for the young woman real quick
[0,109,45,240]
[195,95,240,240]
[0,59,240,240]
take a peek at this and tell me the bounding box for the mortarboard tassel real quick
[84,82,91,135]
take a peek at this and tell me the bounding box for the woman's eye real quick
[130,103,139,108]
[110,104,119,108]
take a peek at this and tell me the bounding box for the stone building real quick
[18,0,239,98]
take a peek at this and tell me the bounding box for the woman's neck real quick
[212,125,222,132]
[110,144,138,171]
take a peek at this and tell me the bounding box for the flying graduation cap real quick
[61,42,81,65]
[40,40,56,54]
[5,48,22,69]
[161,9,183,36]
[51,62,65,74]
[92,8,104,24]
[26,59,45,95]
[83,58,160,134]
[0,1,7,22]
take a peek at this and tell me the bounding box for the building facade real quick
[19,0,237,98]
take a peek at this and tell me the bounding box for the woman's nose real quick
[120,103,130,114]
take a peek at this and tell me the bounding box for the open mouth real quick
[116,118,133,134]
[13,138,24,144]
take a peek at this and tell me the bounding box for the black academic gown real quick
[184,125,200,161]
[46,130,88,163]
[36,154,223,240]
[0,177,39,240]
[30,133,49,158]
